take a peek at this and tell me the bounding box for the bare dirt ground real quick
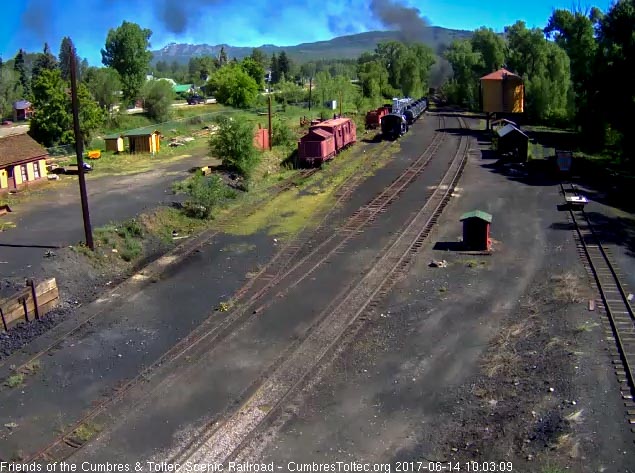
[2,113,633,472]
[242,121,635,472]
[0,116,439,461]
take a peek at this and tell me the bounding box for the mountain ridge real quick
[151,27,472,65]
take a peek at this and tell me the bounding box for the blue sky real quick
[1,0,613,65]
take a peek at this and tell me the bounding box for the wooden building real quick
[104,134,124,153]
[494,124,529,162]
[460,210,492,251]
[480,69,524,129]
[0,134,49,193]
[12,100,33,121]
[124,130,160,154]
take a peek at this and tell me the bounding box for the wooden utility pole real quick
[70,47,94,250]
[308,77,312,111]
[268,94,273,150]
[339,91,343,117]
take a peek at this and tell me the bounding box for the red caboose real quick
[298,117,357,167]
[365,106,390,129]
[313,117,356,152]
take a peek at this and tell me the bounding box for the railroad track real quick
[19,120,435,463]
[561,182,635,430]
[172,115,470,465]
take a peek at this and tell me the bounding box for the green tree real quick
[545,8,603,134]
[276,78,305,105]
[0,67,23,119]
[250,48,269,69]
[32,43,58,81]
[76,82,106,146]
[444,39,482,108]
[207,63,258,108]
[84,67,121,111]
[209,115,260,179]
[278,51,291,79]
[188,56,216,84]
[470,27,507,74]
[270,53,280,84]
[14,49,29,97]
[505,21,547,77]
[29,69,103,147]
[142,79,174,122]
[241,57,265,89]
[28,69,70,146]
[101,21,153,105]
[597,0,635,156]
[218,46,228,67]
[59,37,77,81]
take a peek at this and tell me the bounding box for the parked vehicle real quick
[187,95,206,105]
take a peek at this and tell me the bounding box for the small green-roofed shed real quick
[173,84,194,94]
[460,210,493,223]
[104,133,124,153]
[460,210,492,251]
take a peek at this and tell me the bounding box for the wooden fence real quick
[0,278,60,332]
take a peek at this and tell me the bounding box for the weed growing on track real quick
[72,422,102,443]
[5,373,24,388]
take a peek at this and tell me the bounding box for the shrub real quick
[209,116,260,179]
[272,118,295,147]
[173,174,237,219]
[142,80,174,122]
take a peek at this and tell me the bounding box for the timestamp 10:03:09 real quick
[394,461,514,472]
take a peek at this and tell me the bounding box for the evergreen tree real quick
[59,37,77,81]
[32,43,58,81]
[278,51,291,79]
[219,46,228,67]
[14,49,29,97]
[270,53,280,83]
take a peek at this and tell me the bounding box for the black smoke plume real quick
[370,0,430,40]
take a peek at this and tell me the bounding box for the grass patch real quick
[71,422,102,443]
[94,218,145,262]
[223,141,398,239]
[23,360,41,374]
[5,373,24,388]
[574,322,600,333]
[462,258,487,268]
[551,272,588,304]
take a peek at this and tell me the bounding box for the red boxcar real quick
[298,128,336,166]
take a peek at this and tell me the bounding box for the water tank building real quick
[480,68,524,114]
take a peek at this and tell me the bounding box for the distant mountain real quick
[150,27,472,65]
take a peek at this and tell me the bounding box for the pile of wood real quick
[0,278,60,332]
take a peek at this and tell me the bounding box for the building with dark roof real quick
[12,100,33,121]
[0,134,49,192]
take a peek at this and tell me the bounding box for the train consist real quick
[297,117,357,167]
[380,97,428,140]
[297,96,427,167]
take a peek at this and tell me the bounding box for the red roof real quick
[480,68,522,81]
[303,128,332,140]
[317,117,351,127]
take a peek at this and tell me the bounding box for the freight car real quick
[298,117,357,167]
[365,105,391,129]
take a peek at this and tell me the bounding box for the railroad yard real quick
[0,107,633,473]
